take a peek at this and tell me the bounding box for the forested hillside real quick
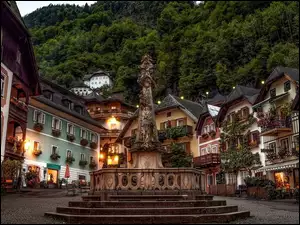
[24,1,299,104]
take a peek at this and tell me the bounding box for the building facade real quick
[216,85,263,186]
[254,67,299,189]
[24,78,106,185]
[117,95,203,168]
[83,70,112,90]
[1,1,41,162]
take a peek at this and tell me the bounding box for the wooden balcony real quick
[9,97,28,122]
[89,109,134,119]
[260,117,292,136]
[101,129,120,138]
[5,141,25,160]
[193,153,220,168]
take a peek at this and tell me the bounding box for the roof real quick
[292,91,299,111]
[70,81,90,88]
[83,69,111,81]
[7,1,27,31]
[254,66,299,104]
[156,95,204,121]
[195,101,220,133]
[34,79,106,130]
[216,85,260,126]
[266,66,299,84]
[83,91,105,102]
[207,92,227,106]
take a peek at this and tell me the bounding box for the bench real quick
[235,185,247,197]
[66,184,76,196]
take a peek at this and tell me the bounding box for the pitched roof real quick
[157,95,204,120]
[83,91,105,102]
[195,101,220,133]
[207,92,227,106]
[83,70,111,81]
[7,1,27,29]
[225,85,260,105]
[266,66,299,84]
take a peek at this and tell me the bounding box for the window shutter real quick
[171,120,176,127]
[42,113,45,124]
[33,110,37,122]
[52,117,55,128]
[183,117,187,125]
[59,120,62,130]
[186,142,191,155]
[81,129,83,138]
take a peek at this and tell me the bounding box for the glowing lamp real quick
[114,155,119,162]
[206,91,209,95]
[136,105,139,108]
[233,86,236,89]
[157,100,161,104]
[24,140,31,151]
[107,157,112,165]
[180,96,184,99]
[261,80,265,84]
[99,153,104,159]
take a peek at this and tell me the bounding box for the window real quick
[167,112,171,117]
[201,147,207,156]
[280,138,289,151]
[269,142,276,151]
[51,146,57,155]
[207,174,213,185]
[241,107,249,119]
[33,110,46,124]
[74,105,83,115]
[293,136,299,150]
[210,123,215,132]
[203,126,207,134]
[241,171,249,185]
[251,131,260,144]
[90,156,94,164]
[80,153,85,161]
[177,119,184,127]
[284,81,291,92]
[33,141,40,151]
[43,90,53,101]
[81,129,87,138]
[1,75,4,98]
[90,133,97,143]
[111,106,116,110]
[52,117,61,130]
[67,123,74,134]
[206,125,210,133]
[270,88,276,98]
[227,173,236,185]
[67,150,72,158]
[211,145,218,153]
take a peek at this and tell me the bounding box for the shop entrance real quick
[47,169,58,186]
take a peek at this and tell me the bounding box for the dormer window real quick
[284,81,291,92]
[43,90,53,101]
[74,105,83,115]
[62,99,72,109]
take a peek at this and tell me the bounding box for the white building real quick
[83,70,112,89]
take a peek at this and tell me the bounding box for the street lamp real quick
[24,140,31,152]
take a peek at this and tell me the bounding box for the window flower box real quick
[89,161,97,169]
[33,149,42,156]
[209,130,216,137]
[66,156,75,164]
[52,129,61,137]
[33,123,43,132]
[201,133,209,139]
[90,141,97,149]
[50,153,61,160]
[278,148,289,159]
[80,138,88,146]
[79,160,88,167]
[67,133,75,142]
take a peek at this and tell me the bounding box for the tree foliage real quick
[24,1,299,104]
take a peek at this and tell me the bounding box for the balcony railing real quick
[260,116,292,136]
[5,140,24,159]
[193,153,220,168]
[9,97,28,122]
[89,109,134,119]
[262,147,297,165]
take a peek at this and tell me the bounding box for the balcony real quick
[193,153,220,168]
[89,109,134,119]
[101,129,120,138]
[260,117,292,136]
[262,147,298,165]
[9,97,28,122]
[5,138,24,160]
[162,125,193,140]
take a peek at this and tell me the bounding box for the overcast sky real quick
[16,1,96,17]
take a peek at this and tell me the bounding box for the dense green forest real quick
[23,1,299,104]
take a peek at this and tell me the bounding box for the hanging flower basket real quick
[33,123,44,132]
[90,142,97,149]
[80,138,88,146]
[50,153,61,160]
[52,129,61,137]
[67,133,75,142]
[33,149,42,156]
[201,133,209,139]
[66,156,75,164]
[79,160,88,167]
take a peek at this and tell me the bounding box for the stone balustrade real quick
[90,168,202,191]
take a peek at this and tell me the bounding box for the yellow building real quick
[116,94,204,167]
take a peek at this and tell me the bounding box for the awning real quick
[47,163,61,170]
[255,160,299,172]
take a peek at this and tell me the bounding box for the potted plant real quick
[278,148,288,159]
[66,156,75,164]
[33,123,43,132]
[90,141,97,149]
[50,153,61,160]
[67,133,75,142]
[80,138,88,146]
[52,129,61,137]
[79,160,88,167]
[201,133,209,139]
[209,130,216,137]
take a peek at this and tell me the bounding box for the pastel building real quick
[24,78,106,185]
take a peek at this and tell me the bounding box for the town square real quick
[1,1,299,224]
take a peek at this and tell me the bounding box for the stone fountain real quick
[89,54,202,198]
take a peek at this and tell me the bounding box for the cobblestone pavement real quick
[1,192,299,224]
[214,196,299,224]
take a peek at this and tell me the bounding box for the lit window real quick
[33,141,40,151]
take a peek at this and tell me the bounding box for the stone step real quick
[69,200,227,208]
[195,195,214,200]
[56,205,238,215]
[45,211,250,224]
[109,194,188,201]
